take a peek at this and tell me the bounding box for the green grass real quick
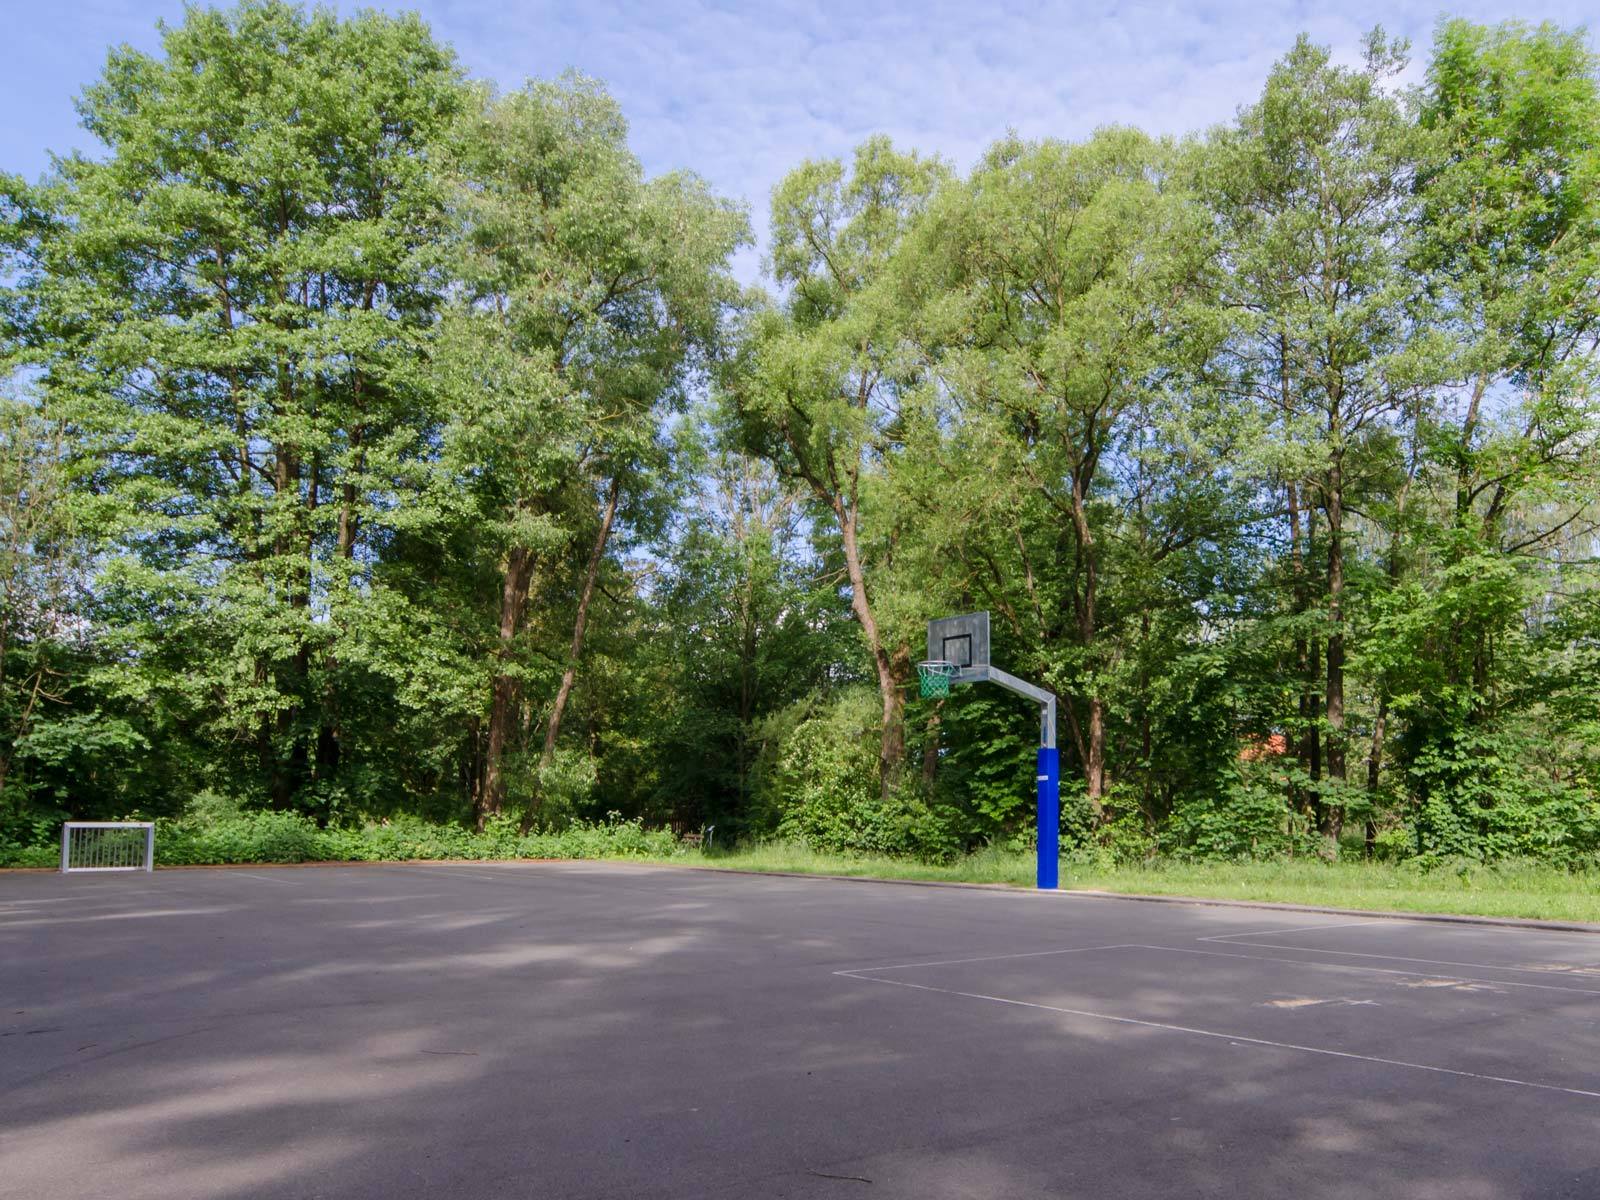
[10,814,1597,924]
[687,842,1600,923]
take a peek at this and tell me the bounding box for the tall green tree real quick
[736,137,947,797]
[441,75,745,826]
[1387,19,1600,854]
[0,397,83,804]
[12,1,465,812]
[1419,17,1600,673]
[629,431,847,832]
[1211,33,1438,843]
[923,128,1222,814]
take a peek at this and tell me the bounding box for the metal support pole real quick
[957,665,1060,890]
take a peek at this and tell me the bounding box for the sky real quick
[4,0,1595,282]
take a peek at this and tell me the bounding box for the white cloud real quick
[6,0,1595,283]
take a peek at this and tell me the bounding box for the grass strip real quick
[688,843,1600,924]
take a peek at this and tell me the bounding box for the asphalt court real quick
[841,937,1600,1100]
[4,862,1599,1199]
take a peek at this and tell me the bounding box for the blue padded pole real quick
[957,659,1058,890]
[1037,744,1059,889]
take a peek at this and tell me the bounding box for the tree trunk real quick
[1364,695,1386,857]
[338,425,363,561]
[1322,455,1346,843]
[737,539,758,805]
[524,478,620,830]
[1287,478,1318,819]
[482,545,535,830]
[268,440,311,809]
[837,502,905,798]
[1067,487,1106,815]
[1280,348,1320,826]
[317,433,361,786]
[1365,429,1415,860]
[315,721,339,781]
[1454,377,1487,529]
[920,706,942,787]
[1086,696,1106,804]
[1308,635,1323,787]
[462,716,482,811]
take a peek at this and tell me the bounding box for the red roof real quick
[1240,733,1288,762]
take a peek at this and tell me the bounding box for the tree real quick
[1211,33,1437,844]
[627,426,847,833]
[442,75,745,827]
[1419,18,1600,671]
[0,397,84,802]
[1389,19,1600,855]
[736,137,947,797]
[10,1,465,814]
[923,128,1222,815]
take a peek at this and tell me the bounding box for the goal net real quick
[60,822,155,873]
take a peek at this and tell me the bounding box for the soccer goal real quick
[60,822,155,873]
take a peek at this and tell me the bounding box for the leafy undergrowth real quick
[8,817,1597,924]
[689,843,1600,923]
[0,812,683,868]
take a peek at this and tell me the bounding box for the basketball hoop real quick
[923,610,1061,889]
[916,660,960,699]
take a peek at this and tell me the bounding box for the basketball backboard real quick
[927,611,989,678]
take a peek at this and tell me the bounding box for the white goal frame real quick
[60,822,155,873]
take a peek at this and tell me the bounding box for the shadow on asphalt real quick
[4,863,1599,1199]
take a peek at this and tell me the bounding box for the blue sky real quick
[5,1,1594,281]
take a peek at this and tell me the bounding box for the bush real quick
[0,838,56,868]
[0,810,686,868]
[1164,777,1306,861]
[756,689,964,860]
[157,812,362,864]
[1407,727,1600,867]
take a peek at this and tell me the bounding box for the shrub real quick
[756,689,964,860]
[0,810,686,868]
[156,812,358,864]
[1165,777,1305,861]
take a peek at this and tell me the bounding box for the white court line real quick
[231,871,301,885]
[0,892,163,906]
[835,970,1600,1101]
[0,889,176,915]
[844,944,1134,974]
[1132,943,1600,997]
[1198,938,1600,978]
[1200,919,1385,942]
[0,906,233,926]
[403,866,532,884]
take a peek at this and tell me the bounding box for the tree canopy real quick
[3,3,1598,868]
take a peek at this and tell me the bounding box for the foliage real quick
[752,689,963,860]
[0,809,683,867]
[434,71,746,827]
[0,6,1597,875]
